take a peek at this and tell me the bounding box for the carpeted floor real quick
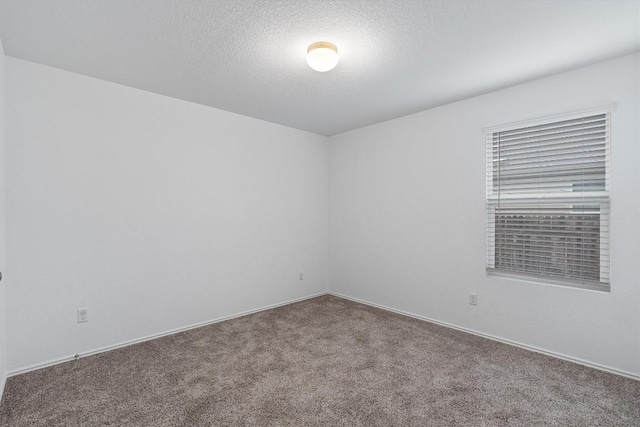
[1,295,639,426]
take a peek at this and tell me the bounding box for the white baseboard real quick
[329,291,640,381]
[8,291,328,377]
[9,290,639,382]
[0,371,6,404]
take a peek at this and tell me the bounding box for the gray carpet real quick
[1,295,639,426]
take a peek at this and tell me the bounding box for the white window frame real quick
[484,103,615,292]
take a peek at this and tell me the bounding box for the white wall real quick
[5,51,639,378]
[0,39,7,391]
[6,58,329,372]
[329,53,640,376]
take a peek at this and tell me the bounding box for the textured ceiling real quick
[0,0,638,136]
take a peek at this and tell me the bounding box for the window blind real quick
[486,112,610,290]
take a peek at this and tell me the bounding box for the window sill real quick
[486,270,610,293]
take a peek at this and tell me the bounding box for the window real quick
[486,107,612,291]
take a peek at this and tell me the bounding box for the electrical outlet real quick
[469,293,478,306]
[77,309,88,323]
[299,272,304,281]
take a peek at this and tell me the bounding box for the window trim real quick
[484,103,615,292]
[486,270,611,293]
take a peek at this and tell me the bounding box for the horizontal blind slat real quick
[494,128,606,149]
[496,114,606,139]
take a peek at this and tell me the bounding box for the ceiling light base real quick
[307,42,339,72]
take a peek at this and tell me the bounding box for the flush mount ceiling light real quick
[306,42,339,72]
